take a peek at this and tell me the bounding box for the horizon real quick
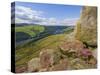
[14,23,75,26]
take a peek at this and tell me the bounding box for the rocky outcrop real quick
[75,6,97,46]
[59,40,84,57]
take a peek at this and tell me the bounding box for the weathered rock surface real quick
[59,40,84,55]
[69,58,87,69]
[28,58,41,72]
[39,49,61,68]
[16,66,27,73]
[75,6,97,46]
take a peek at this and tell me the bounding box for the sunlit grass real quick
[15,25,45,37]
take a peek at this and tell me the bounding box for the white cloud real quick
[61,18,79,26]
[36,18,58,25]
[15,17,32,24]
[12,5,78,26]
[47,18,58,25]
[14,6,44,24]
[16,6,43,16]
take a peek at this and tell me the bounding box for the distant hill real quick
[15,25,45,43]
[15,23,40,27]
[15,25,74,46]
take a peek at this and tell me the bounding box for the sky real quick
[12,1,82,26]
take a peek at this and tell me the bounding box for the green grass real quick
[15,25,45,37]
[15,34,68,67]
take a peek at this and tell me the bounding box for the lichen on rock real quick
[75,6,97,46]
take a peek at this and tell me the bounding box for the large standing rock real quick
[39,49,61,69]
[75,6,97,46]
[28,58,41,72]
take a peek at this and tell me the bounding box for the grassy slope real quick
[16,34,68,67]
[15,25,45,37]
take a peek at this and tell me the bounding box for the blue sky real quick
[12,1,82,25]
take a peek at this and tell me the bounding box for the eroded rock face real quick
[59,40,84,56]
[28,58,41,72]
[75,6,97,46]
[39,49,61,68]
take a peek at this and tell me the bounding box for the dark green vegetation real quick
[15,25,45,43]
[15,25,45,37]
[15,25,73,46]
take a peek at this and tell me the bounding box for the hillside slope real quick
[16,34,67,66]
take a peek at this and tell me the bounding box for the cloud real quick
[16,6,43,17]
[12,5,78,26]
[13,6,44,24]
[61,18,78,26]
